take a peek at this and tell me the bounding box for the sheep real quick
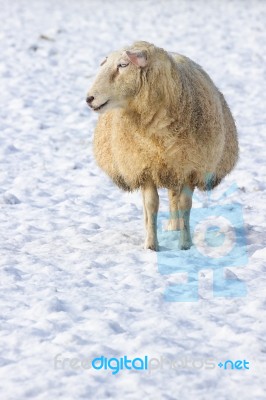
[86,41,239,251]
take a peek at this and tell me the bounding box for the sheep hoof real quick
[144,239,159,251]
[166,219,180,231]
[178,239,192,250]
[179,243,192,250]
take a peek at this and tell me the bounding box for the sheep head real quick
[86,43,152,114]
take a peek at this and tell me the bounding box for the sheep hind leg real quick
[141,182,159,251]
[178,184,194,250]
[167,189,181,231]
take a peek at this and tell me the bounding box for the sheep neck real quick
[124,60,183,132]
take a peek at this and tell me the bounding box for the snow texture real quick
[0,0,265,399]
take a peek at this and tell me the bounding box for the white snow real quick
[0,0,266,399]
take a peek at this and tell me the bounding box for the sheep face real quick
[86,49,148,113]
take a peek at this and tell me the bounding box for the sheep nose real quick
[86,96,94,105]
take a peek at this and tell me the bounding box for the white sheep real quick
[86,41,239,251]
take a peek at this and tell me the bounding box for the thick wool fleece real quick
[93,42,238,192]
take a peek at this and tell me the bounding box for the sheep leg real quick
[178,184,194,250]
[167,189,181,231]
[141,182,159,251]
[142,190,148,229]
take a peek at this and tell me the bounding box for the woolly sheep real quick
[86,41,239,251]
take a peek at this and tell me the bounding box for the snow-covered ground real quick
[0,0,266,398]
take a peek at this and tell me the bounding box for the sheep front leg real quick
[142,182,159,251]
[142,190,148,229]
[178,184,194,250]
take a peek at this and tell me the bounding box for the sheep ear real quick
[125,50,148,67]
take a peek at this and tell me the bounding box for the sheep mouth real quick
[93,100,109,111]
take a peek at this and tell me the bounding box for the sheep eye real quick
[118,63,129,68]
